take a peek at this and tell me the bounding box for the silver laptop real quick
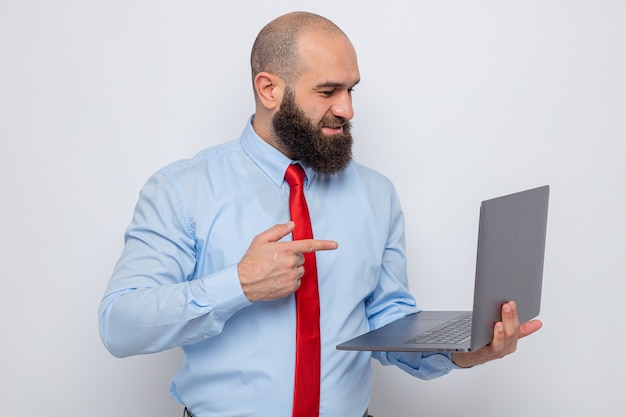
[337,185,549,353]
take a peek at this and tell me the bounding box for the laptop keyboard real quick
[404,313,473,345]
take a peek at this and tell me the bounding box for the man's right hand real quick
[237,222,338,302]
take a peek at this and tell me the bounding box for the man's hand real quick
[238,222,338,302]
[451,301,542,368]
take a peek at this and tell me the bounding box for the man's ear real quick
[254,72,284,110]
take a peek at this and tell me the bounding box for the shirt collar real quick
[240,116,316,188]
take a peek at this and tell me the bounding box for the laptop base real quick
[336,311,473,352]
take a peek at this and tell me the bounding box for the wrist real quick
[451,352,481,368]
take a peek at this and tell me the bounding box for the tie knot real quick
[284,163,306,187]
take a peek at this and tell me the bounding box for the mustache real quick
[320,115,350,130]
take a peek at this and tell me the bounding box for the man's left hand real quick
[451,301,542,368]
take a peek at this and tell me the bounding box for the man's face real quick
[271,31,360,175]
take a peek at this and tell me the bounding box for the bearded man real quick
[99,11,539,417]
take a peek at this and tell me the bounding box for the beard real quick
[271,88,353,175]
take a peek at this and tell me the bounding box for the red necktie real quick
[284,163,321,417]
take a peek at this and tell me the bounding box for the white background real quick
[1,1,624,416]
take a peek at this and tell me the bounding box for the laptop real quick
[337,185,549,353]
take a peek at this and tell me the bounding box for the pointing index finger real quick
[288,239,339,254]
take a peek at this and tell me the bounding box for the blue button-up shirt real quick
[99,118,457,417]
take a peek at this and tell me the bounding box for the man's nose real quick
[331,90,354,121]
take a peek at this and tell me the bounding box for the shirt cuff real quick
[376,351,460,380]
[200,264,252,322]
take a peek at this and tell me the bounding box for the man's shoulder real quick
[156,139,243,180]
[346,160,396,189]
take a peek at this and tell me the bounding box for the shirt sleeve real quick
[366,184,460,379]
[374,351,460,379]
[98,172,252,358]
